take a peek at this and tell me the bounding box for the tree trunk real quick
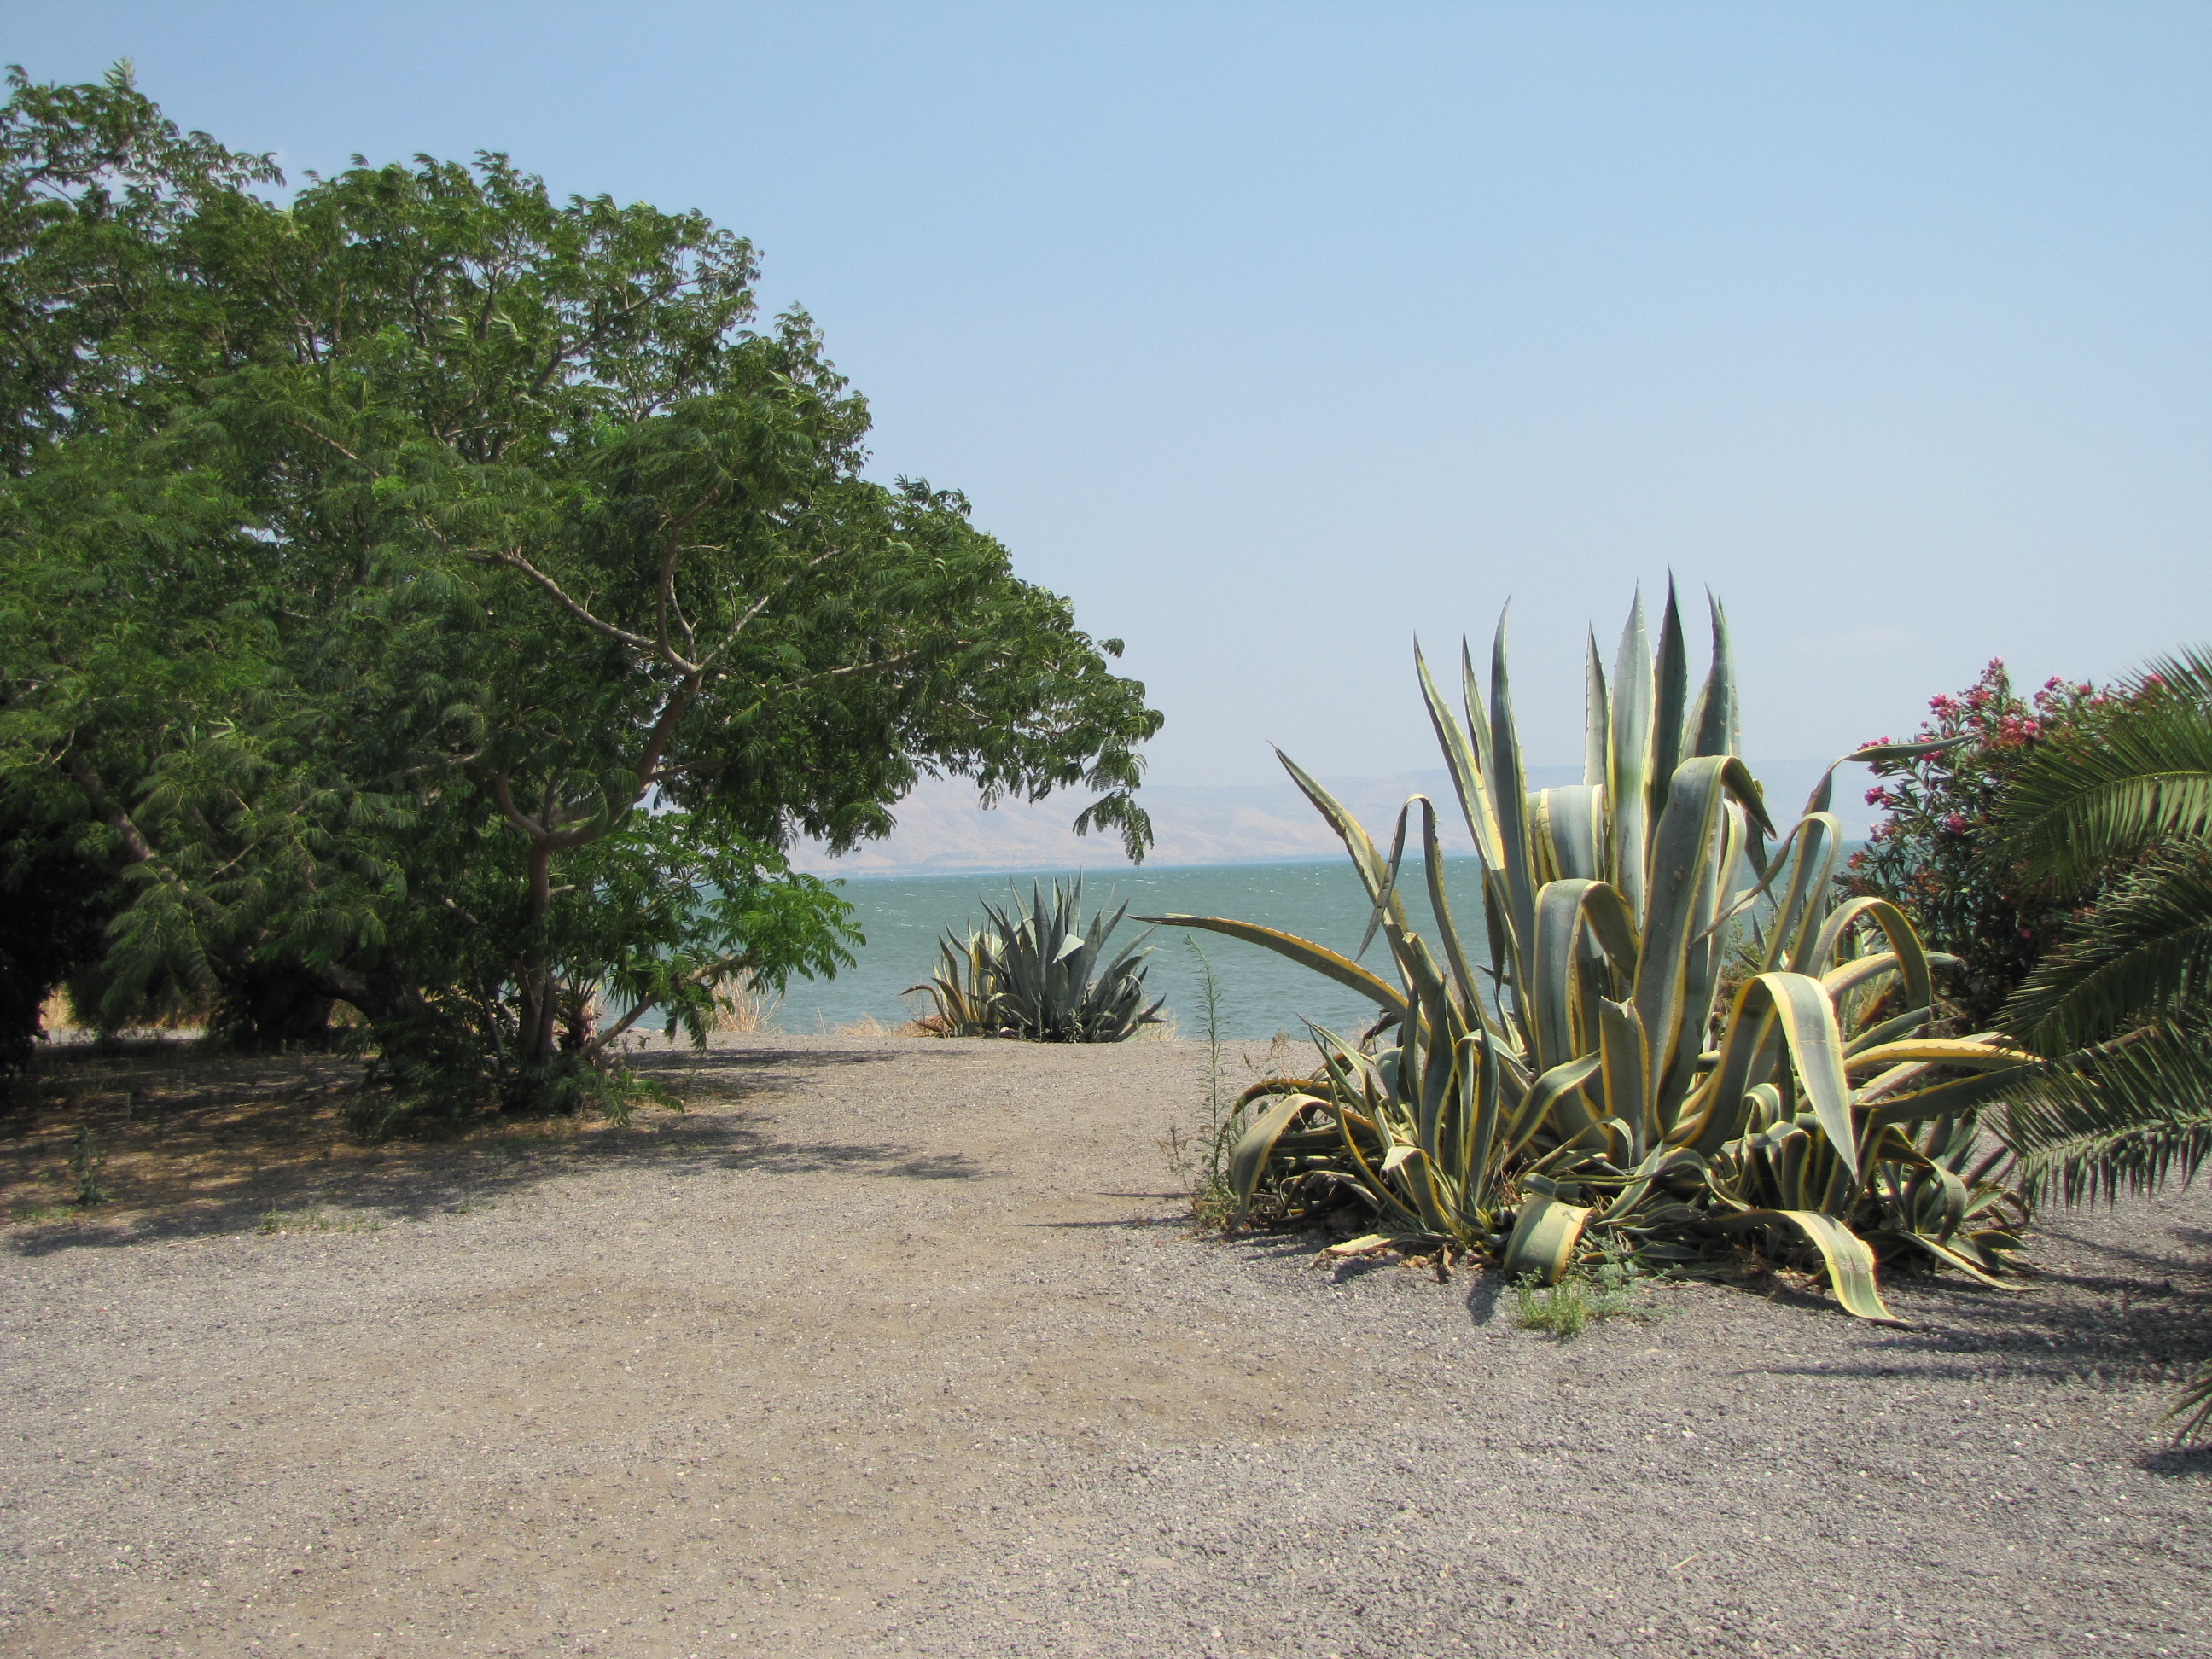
[516,837,559,1074]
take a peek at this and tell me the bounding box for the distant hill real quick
[789,759,1866,876]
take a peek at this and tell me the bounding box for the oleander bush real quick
[1841,661,2114,1033]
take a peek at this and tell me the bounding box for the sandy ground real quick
[3,1033,2209,1659]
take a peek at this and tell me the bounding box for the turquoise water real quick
[773,857,1489,1040]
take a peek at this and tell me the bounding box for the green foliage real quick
[1842,661,2110,1033]
[69,1122,104,1205]
[912,877,1164,1042]
[0,67,1161,1119]
[1147,586,2034,1319]
[1511,1266,1638,1336]
[1983,649,2212,1437]
[1157,936,1245,1224]
[1985,654,2212,1188]
[0,777,119,1075]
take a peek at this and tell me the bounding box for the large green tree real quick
[0,67,1161,1117]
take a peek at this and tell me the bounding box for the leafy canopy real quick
[0,65,1161,1115]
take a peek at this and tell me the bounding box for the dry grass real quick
[713,983,785,1034]
[824,1011,928,1038]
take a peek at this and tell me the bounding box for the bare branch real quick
[491,771,544,839]
[478,548,657,654]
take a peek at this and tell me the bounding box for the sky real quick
[13,3,2209,807]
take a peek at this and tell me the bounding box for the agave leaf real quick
[1650,580,1691,835]
[1358,799,1416,961]
[1609,594,1654,918]
[1417,796,1488,1032]
[1228,1092,1324,1222]
[1505,1051,1601,1159]
[1687,594,1738,760]
[1529,877,1637,1074]
[1599,997,1653,1157]
[1716,1208,1904,1324]
[1871,1228,2018,1289]
[1500,1191,1593,1284]
[1277,750,1406,925]
[1844,1038,2034,1075]
[1860,1063,2047,1132]
[1319,1232,1430,1258]
[1760,974,1860,1181]
[1142,915,1409,1018]
[1418,642,1505,874]
[1842,1002,1935,1056]
[1809,896,1932,1016]
[1798,737,1967,825]
[1631,756,1740,1092]
[1487,610,1540,967]
[1583,629,1610,787]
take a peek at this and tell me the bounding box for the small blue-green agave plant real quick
[915,876,1165,1043]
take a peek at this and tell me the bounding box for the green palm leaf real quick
[2001,850,2212,1052]
[1998,1024,2212,1205]
[1999,696,2212,889]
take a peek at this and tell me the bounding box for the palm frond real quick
[2134,643,2212,706]
[2168,1358,2212,1442]
[1998,701,2212,890]
[1999,1024,2212,1205]
[2000,850,2212,1051]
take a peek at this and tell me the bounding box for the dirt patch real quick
[4,1033,2209,1658]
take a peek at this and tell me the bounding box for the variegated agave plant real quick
[913,877,1167,1043]
[1145,587,2036,1321]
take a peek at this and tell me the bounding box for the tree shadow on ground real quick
[3,1037,984,1255]
[1724,1204,2212,1477]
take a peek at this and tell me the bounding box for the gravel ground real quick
[3,1032,2209,1658]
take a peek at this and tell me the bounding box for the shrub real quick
[1842,661,2110,1033]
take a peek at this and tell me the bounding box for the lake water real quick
[771,857,1489,1041]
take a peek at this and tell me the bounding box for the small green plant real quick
[1512,1266,1637,1337]
[255,1208,381,1235]
[1161,937,1248,1226]
[10,1202,74,1225]
[911,877,1166,1042]
[69,1123,106,1206]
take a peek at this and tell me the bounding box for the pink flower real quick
[1866,787,1888,806]
[1945,813,1969,834]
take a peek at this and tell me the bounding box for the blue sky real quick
[13,3,2209,803]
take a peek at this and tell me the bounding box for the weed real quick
[1513,1264,1643,1337]
[10,1202,75,1225]
[255,1208,381,1236]
[70,1124,106,1206]
[1162,938,1243,1226]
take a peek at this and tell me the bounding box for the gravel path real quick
[3,1033,2209,1658]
